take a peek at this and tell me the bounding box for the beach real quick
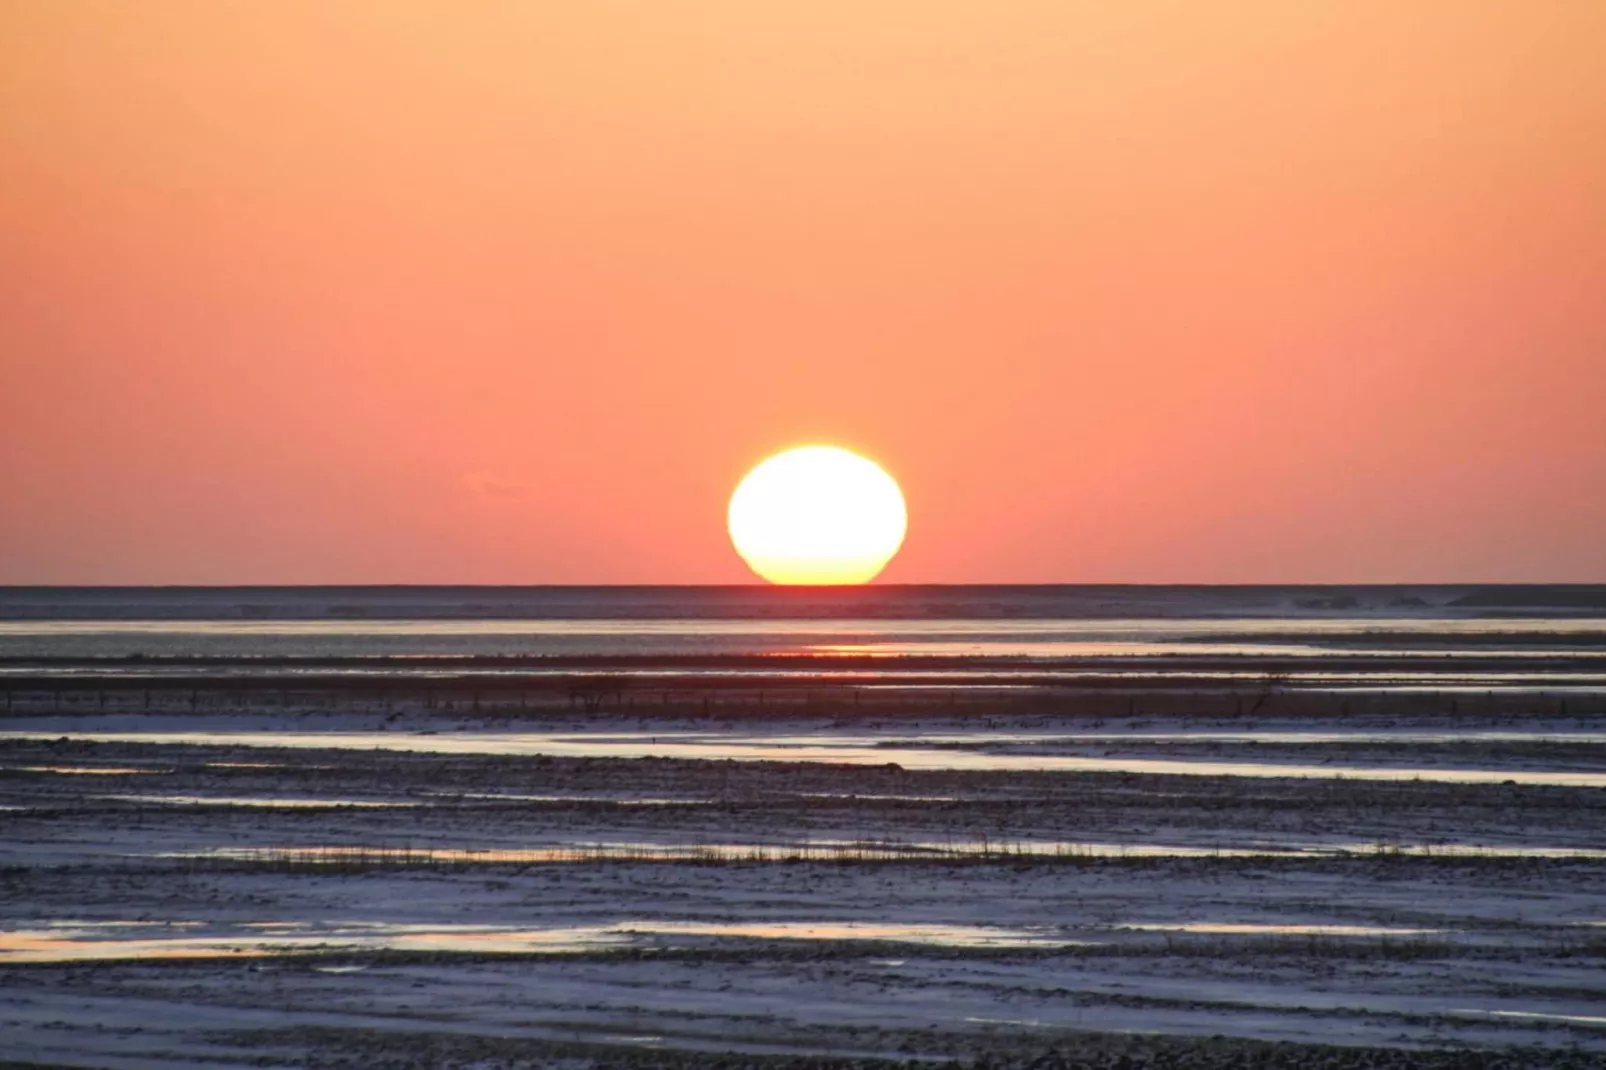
[3,588,1605,1067]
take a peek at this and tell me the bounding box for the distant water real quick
[3,584,1605,621]
[1,586,1602,691]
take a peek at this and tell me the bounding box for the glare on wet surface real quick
[1118,923,1444,936]
[5,616,1606,698]
[1458,1010,1606,1028]
[613,920,1070,947]
[167,840,1606,866]
[9,729,1606,786]
[5,615,1604,648]
[6,766,168,776]
[811,728,1606,745]
[795,792,961,803]
[99,794,422,809]
[0,918,1069,963]
[0,911,1553,966]
[423,791,714,806]
[0,922,631,962]
[7,597,1606,1059]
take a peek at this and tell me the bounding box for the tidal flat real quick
[4,686,1606,1068]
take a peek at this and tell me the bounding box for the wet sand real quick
[4,690,1606,1068]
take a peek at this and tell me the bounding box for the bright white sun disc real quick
[727,446,908,585]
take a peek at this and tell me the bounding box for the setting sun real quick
[727,446,908,585]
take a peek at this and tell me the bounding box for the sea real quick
[1,585,1604,693]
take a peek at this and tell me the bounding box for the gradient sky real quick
[3,2,1603,584]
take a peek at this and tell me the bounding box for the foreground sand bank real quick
[3,697,1605,1068]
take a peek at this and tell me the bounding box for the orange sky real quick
[2,2,1603,584]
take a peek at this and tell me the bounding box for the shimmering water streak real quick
[0,913,1568,965]
[9,730,1606,786]
[828,729,1606,744]
[1456,1010,1606,1028]
[0,923,630,962]
[423,791,714,806]
[7,616,1605,638]
[611,920,1060,946]
[5,766,167,775]
[169,841,1606,865]
[718,729,1606,748]
[8,668,1606,692]
[98,794,419,809]
[0,917,1071,963]
[1118,923,1443,936]
[3,614,1604,662]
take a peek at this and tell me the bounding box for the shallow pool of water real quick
[1118,922,1442,936]
[6,766,168,776]
[0,917,1070,964]
[9,729,1606,787]
[167,839,1606,867]
[423,791,714,807]
[0,921,630,963]
[100,794,422,809]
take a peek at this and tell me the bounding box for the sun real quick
[728,446,908,585]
